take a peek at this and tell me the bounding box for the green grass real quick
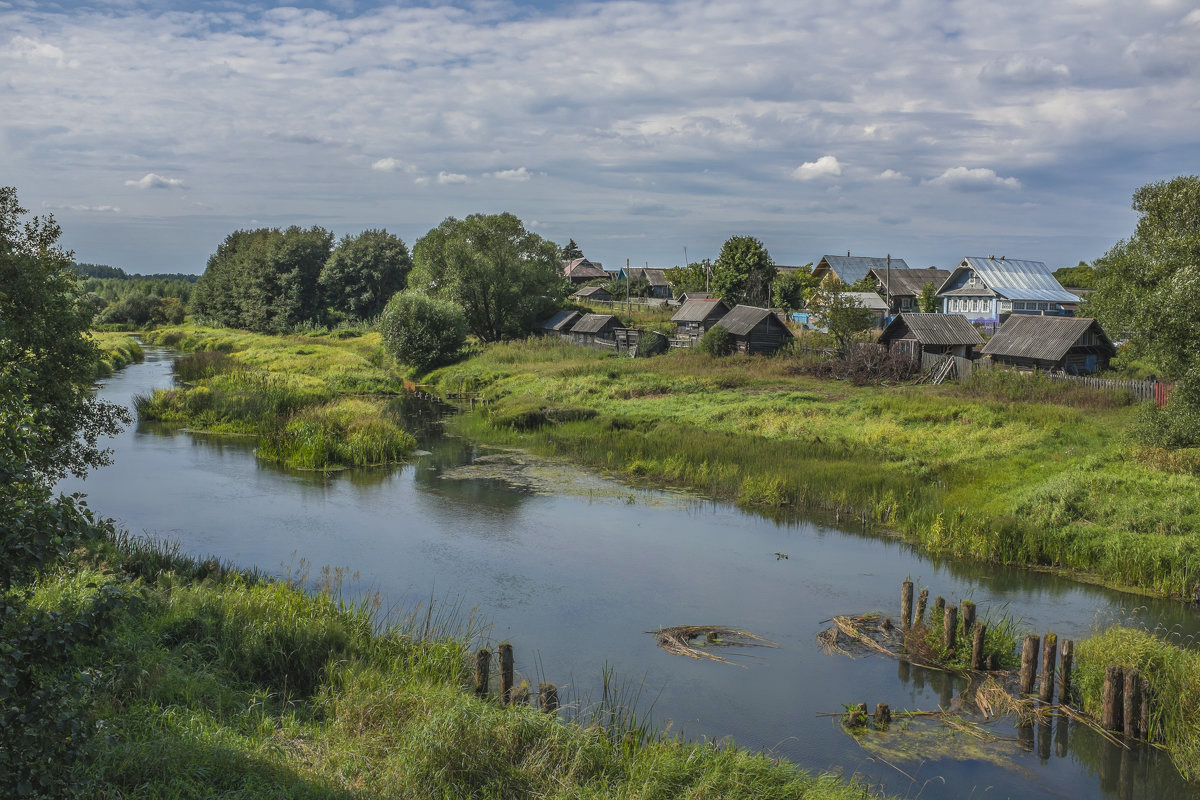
[91,332,145,376]
[36,532,883,799]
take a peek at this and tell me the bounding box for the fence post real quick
[539,683,559,713]
[1058,639,1074,705]
[1019,635,1040,695]
[499,643,514,704]
[1039,632,1058,704]
[1102,665,1124,732]
[901,581,914,631]
[474,648,491,697]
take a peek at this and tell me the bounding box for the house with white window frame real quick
[936,256,1079,328]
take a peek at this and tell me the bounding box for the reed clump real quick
[256,398,417,471]
[91,332,144,377]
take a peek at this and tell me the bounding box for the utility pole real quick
[886,253,891,317]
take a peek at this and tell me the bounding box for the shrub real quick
[379,291,469,373]
[697,325,732,357]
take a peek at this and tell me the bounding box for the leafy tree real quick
[697,324,733,356]
[560,238,583,260]
[410,213,565,342]
[711,236,776,306]
[192,226,332,332]
[808,279,876,354]
[772,265,817,311]
[94,292,184,327]
[664,260,711,294]
[1053,261,1097,289]
[918,281,939,313]
[1089,176,1200,445]
[378,291,468,373]
[605,274,650,299]
[320,229,412,321]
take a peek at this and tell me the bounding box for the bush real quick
[697,325,732,357]
[378,291,468,373]
[795,344,919,385]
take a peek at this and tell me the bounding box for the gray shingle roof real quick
[571,285,610,298]
[670,298,729,323]
[981,316,1115,362]
[563,258,606,279]
[541,310,582,332]
[570,313,620,334]
[842,291,889,311]
[817,255,911,286]
[944,257,1080,303]
[880,313,984,346]
[872,267,950,297]
[715,305,792,337]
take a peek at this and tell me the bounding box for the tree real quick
[560,238,583,260]
[320,229,412,321]
[0,187,129,479]
[1053,261,1097,289]
[772,265,817,311]
[664,260,711,294]
[1088,176,1200,445]
[918,281,939,313]
[697,324,732,356]
[410,213,565,342]
[808,279,876,354]
[378,291,468,373]
[710,236,776,306]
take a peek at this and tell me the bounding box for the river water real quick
[63,347,1200,799]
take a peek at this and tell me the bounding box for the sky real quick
[2,0,1197,275]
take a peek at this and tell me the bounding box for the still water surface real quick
[64,348,1200,799]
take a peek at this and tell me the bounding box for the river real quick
[62,347,1200,799]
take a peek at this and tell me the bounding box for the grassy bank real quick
[40,532,879,799]
[135,326,415,470]
[91,331,144,376]
[425,338,1200,599]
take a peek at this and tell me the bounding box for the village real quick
[549,252,1118,381]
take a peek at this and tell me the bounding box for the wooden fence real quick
[1044,373,1170,405]
[920,352,983,381]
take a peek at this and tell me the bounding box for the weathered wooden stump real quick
[539,683,559,713]
[875,702,891,726]
[1039,632,1058,704]
[1019,635,1040,696]
[943,605,958,654]
[915,589,929,626]
[971,623,987,670]
[1124,669,1141,739]
[1141,678,1151,741]
[933,596,945,623]
[474,648,491,697]
[499,642,514,704]
[1102,665,1124,732]
[1058,639,1074,706]
[901,581,914,632]
[961,600,976,638]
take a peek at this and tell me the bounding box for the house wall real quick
[731,319,789,355]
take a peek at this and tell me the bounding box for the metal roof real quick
[880,313,984,346]
[872,267,949,297]
[981,316,1115,362]
[816,255,911,286]
[671,298,729,323]
[541,310,581,331]
[842,291,890,311]
[570,313,621,334]
[943,257,1080,303]
[715,305,792,337]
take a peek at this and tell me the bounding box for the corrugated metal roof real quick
[946,257,1080,303]
[817,255,911,286]
[671,298,729,323]
[541,310,581,331]
[715,305,792,337]
[842,291,890,311]
[981,316,1115,362]
[570,313,620,334]
[873,267,949,297]
[881,313,984,346]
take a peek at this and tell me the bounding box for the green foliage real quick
[411,213,565,342]
[1053,261,1097,289]
[918,281,939,313]
[378,291,468,373]
[697,324,733,356]
[807,280,876,353]
[319,229,411,322]
[94,292,185,327]
[256,399,417,471]
[663,260,710,294]
[560,238,583,260]
[771,266,816,311]
[604,273,650,298]
[711,236,776,306]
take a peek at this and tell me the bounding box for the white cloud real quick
[371,157,402,172]
[927,167,1021,191]
[436,171,469,185]
[7,35,72,67]
[124,173,185,190]
[45,202,120,213]
[979,55,1070,86]
[878,169,906,181]
[792,156,842,181]
[487,167,532,181]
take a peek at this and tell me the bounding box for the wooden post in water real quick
[901,581,914,631]
[1019,635,1040,695]
[1141,678,1151,741]
[539,683,559,713]
[943,605,958,654]
[499,643,514,704]
[1058,639,1074,706]
[1040,632,1058,704]
[474,648,491,697]
[1102,665,1124,732]
[961,601,976,639]
[1124,669,1141,739]
[971,623,987,670]
[915,589,929,626]
[933,596,945,623]
[875,703,891,726]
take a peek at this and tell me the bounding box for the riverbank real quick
[92,331,144,376]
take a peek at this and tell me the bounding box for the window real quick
[967,272,978,286]
[970,299,978,312]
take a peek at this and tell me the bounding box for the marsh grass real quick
[91,332,144,377]
[256,399,417,470]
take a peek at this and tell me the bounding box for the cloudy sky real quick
[2,0,1197,274]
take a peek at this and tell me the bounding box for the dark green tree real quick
[320,229,412,321]
[560,238,583,260]
[771,265,817,311]
[410,213,565,342]
[664,260,711,294]
[1053,261,1097,289]
[378,291,468,373]
[711,236,776,306]
[918,281,939,313]
[808,279,876,354]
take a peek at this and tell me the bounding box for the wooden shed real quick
[568,313,623,348]
[670,298,730,343]
[714,305,794,355]
[570,285,613,302]
[540,310,582,337]
[981,316,1116,374]
[877,313,984,359]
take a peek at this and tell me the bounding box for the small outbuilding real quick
[670,298,730,343]
[570,285,613,302]
[877,313,984,360]
[568,313,623,347]
[540,310,582,337]
[981,315,1116,374]
[714,305,794,355]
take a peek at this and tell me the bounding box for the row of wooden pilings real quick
[473,643,559,712]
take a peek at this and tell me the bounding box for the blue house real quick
[937,256,1079,328]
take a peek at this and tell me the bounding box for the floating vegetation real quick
[650,625,778,665]
[819,610,1018,674]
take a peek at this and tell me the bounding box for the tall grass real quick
[256,399,417,470]
[91,332,144,377]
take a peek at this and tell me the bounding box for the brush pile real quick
[649,625,778,665]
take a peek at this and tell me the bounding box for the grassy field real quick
[42,532,881,799]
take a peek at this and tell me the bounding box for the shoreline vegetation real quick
[120,323,1200,782]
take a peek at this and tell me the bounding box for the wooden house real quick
[568,313,622,347]
[570,285,613,302]
[877,313,983,359]
[714,305,794,355]
[870,266,950,314]
[561,258,608,285]
[670,298,730,343]
[937,256,1079,327]
[812,254,911,287]
[617,267,673,299]
[840,292,890,327]
[981,316,1115,374]
[676,291,712,304]
[540,310,582,337]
